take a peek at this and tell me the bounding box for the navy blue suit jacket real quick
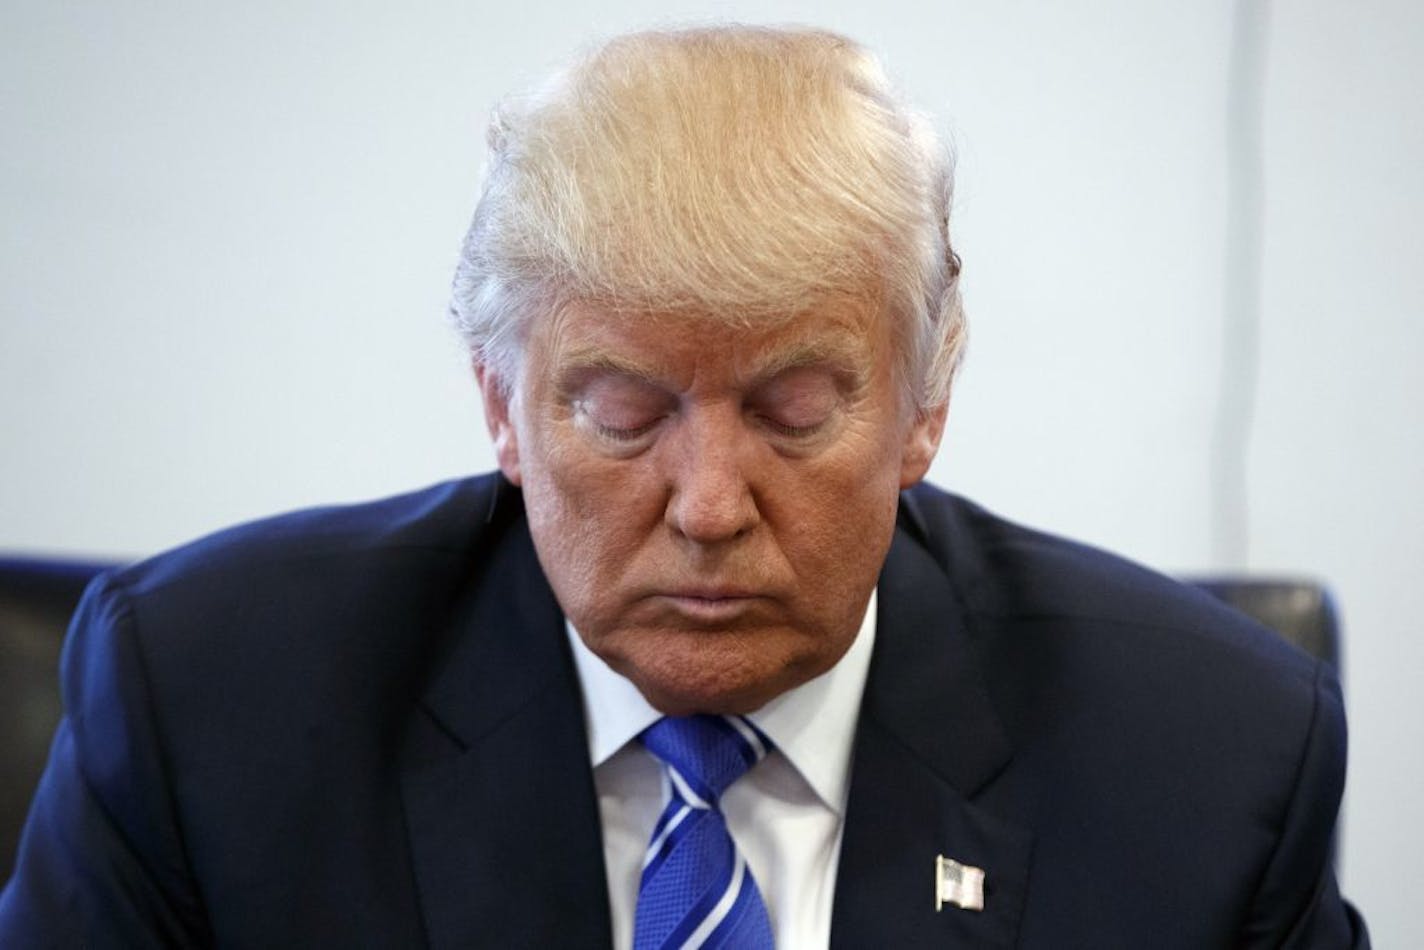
[0,475,1368,947]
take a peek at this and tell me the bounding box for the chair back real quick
[1188,577,1341,668]
[0,558,116,879]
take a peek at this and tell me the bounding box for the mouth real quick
[652,590,765,624]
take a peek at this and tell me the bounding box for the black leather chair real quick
[0,558,1343,882]
[0,557,117,880]
[1189,577,1341,670]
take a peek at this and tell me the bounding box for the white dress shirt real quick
[566,591,877,950]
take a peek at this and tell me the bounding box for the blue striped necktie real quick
[632,715,776,950]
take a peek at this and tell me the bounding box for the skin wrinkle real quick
[480,297,944,716]
[555,332,872,405]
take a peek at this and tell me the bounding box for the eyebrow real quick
[554,332,869,392]
[554,350,667,387]
[746,338,866,383]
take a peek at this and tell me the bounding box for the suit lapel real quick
[399,502,612,950]
[831,513,1033,949]
[396,484,1032,948]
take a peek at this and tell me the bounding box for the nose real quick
[663,406,760,545]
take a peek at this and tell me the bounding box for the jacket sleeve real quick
[1238,663,1370,948]
[0,574,211,948]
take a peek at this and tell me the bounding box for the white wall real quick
[2,2,1419,942]
[1253,1,1424,937]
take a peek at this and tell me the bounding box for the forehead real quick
[534,296,893,384]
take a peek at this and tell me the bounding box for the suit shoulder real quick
[81,472,528,689]
[62,473,531,769]
[899,486,1346,845]
[111,473,509,599]
[899,482,1318,684]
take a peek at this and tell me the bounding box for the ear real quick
[475,362,523,486]
[899,402,948,488]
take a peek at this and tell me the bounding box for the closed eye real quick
[748,366,842,441]
[756,416,825,439]
[590,417,665,442]
[569,371,675,447]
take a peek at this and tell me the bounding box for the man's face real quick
[480,298,944,715]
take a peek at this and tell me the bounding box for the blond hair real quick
[450,25,965,409]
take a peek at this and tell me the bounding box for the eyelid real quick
[750,368,843,439]
[589,416,664,442]
[571,381,671,444]
[756,415,826,439]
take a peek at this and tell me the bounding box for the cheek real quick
[806,422,906,508]
[772,440,903,582]
[517,426,602,567]
[521,431,664,597]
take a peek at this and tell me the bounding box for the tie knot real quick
[640,715,770,807]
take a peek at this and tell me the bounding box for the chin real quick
[606,626,832,716]
[630,677,773,716]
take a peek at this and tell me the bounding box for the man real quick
[0,25,1367,948]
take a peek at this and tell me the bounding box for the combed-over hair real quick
[449,25,965,410]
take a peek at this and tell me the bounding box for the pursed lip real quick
[659,585,764,601]
[649,588,769,622]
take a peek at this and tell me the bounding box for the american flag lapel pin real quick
[935,854,986,912]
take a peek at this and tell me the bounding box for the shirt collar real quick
[566,589,877,816]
